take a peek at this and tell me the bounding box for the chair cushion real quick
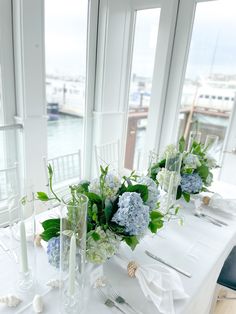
[217,246,236,291]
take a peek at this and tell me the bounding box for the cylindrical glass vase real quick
[59,193,88,314]
[163,152,182,212]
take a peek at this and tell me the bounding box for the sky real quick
[44,0,236,80]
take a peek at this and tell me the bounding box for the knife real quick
[201,213,228,226]
[145,250,192,278]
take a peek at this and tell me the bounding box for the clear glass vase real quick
[162,152,182,212]
[59,193,88,314]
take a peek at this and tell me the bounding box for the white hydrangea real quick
[206,154,217,169]
[183,153,201,169]
[86,227,120,264]
[89,173,121,201]
[156,168,181,192]
[137,176,160,211]
[161,144,178,160]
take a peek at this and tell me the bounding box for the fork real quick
[109,285,143,314]
[194,213,222,227]
[97,288,127,314]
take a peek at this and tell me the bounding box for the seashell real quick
[35,234,42,247]
[202,196,211,206]
[33,294,43,313]
[0,295,22,307]
[127,261,139,278]
[46,279,63,289]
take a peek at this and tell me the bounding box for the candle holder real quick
[59,193,88,314]
[7,185,36,292]
[161,152,182,213]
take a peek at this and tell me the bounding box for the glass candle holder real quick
[8,185,35,292]
[187,131,201,151]
[163,152,182,212]
[204,134,219,152]
[59,193,88,314]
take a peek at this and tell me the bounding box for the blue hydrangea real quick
[47,237,60,268]
[47,236,70,269]
[180,173,203,194]
[137,176,160,211]
[111,192,150,236]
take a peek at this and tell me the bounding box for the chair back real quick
[95,140,120,174]
[0,164,19,227]
[43,150,82,194]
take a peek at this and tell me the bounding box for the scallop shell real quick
[202,196,211,206]
[33,295,43,313]
[127,261,139,278]
[0,295,22,307]
[46,279,63,289]
[35,234,42,247]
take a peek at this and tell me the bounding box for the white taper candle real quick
[20,221,29,273]
[68,234,76,296]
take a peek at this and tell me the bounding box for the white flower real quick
[89,173,121,201]
[156,168,181,192]
[183,153,201,169]
[161,144,178,160]
[86,227,120,264]
[206,154,217,169]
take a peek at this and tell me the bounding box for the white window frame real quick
[159,0,217,152]
[12,0,47,191]
[121,0,180,171]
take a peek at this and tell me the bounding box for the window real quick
[177,0,236,164]
[44,0,88,159]
[124,8,161,170]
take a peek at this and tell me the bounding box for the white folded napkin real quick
[114,255,188,314]
[209,194,236,216]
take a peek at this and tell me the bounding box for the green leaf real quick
[124,236,139,250]
[48,164,53,176]
[150,210,164,220]
[42,218,60,231]
[41,226,60,241]
[37,192,50,201]
[85,192,102,204]
[174,206,180,215]
[197,165,209,181]
[126,184,148,202]
[104,199,113,223]
[176,186,182,200]
[149,220,164,233]
[183,192,190,202]
[91,232,101,241]
[179,136,185,153]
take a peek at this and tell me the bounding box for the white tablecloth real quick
[0,188,236,314]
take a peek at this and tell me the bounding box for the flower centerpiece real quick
[37,165,164,266]
[149,136,218,202]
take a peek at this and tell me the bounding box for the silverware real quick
[97,288,127,314]
[109,284,143,314]
[145,250,192,278]
[194,213,222,227]
[200,213,228,226]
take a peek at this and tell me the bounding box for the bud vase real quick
[59,193,88,314]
